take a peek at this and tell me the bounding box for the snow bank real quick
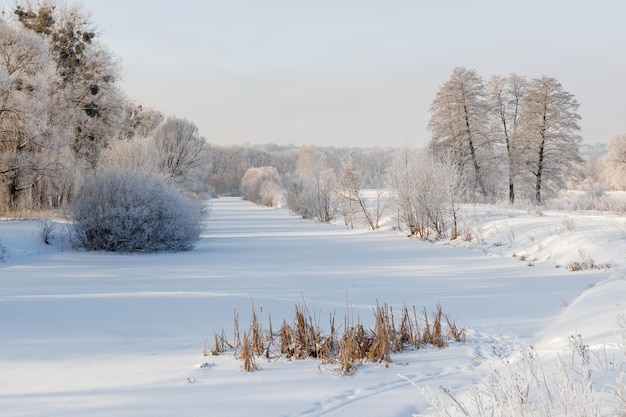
[1,198,624,416]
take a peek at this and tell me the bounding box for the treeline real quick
[208,138,624,239]
[209,144,390,228]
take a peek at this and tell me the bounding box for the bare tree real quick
[599,133,626,191]
[284,147,337,222]
[488,74,527,203]
[390,147,463,239]
[435,151,465,239]
[99,136,162,177]
[389,147,425,237]
[518,76,582,205]
[152,116,210,194]
[356,148,389,228]
[428,66,491,199]
[0,20,66,211]
[337,154,380,230]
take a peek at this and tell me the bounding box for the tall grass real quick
[207,300,465,374]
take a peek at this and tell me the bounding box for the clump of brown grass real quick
[237,330,259,372]
[567,260,612,272]
[208,328,232,356]
[277,303,337,363]
[209,299,466,375]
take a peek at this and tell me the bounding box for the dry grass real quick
[207,300,466,375]
[567,260,612,271]
[209,328,233,356]
[237,330,259,372]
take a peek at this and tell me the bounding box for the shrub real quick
[69,168,202,253]
[240,166,283,207]
[38,219,57,245]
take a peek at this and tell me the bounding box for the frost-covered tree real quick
[0,19,68,211]
[117,102,164,141]
[152,116,210,194]
[15,0,91,82]
[68,43,125,167]
[390,147,463,239]
[240,166,283,207]
[284,147,337,222]
[428,67,492,199]
[599,133,626,191]
[98,136,162,177]
[487,74,527,203]
[518,76,582,204]
[340,148,390,229]
[15,1,126,169]
[69,168,202,253]
[337,154,382,230]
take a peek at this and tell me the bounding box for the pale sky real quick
[80,0,625,148]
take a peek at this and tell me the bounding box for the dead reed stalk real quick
[238,330,259,372]
[445,313,466,343]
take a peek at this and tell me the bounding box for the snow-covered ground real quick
[1,197,625,416]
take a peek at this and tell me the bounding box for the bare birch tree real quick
[428,66,491,199]
[487,74,527,203]
[518,76,581,205]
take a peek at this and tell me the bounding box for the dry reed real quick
[209,299,466,375]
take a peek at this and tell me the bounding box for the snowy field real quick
[1,197,625,416]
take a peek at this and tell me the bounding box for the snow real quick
[1,197,625,416]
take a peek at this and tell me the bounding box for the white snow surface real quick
[1,197,625,416]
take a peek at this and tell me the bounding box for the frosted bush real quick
[240,166,283,207]
[69,169,202,253]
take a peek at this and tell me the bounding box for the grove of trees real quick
[428,67,582,205]
[0,1,210,251]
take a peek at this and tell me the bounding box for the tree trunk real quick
[535,136,546,205]
[464,105,486,198]
[505,133,515,204]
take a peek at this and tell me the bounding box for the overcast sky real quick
[80,0,625,148]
